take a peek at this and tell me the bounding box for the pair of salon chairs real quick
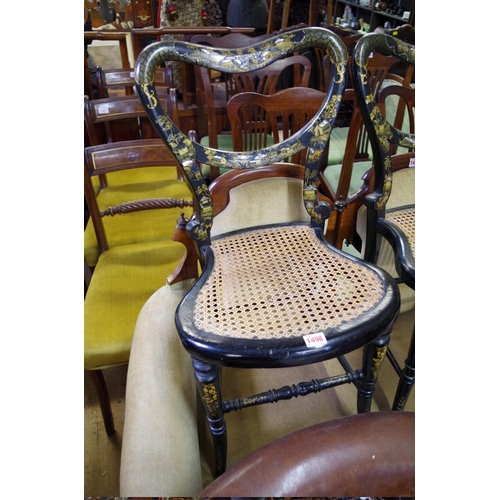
[113,26,415,496]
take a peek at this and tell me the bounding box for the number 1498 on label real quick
[303,332,327,348]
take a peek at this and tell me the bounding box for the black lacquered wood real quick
[377,207,415,290]
[352,33,416,411]
[192,359,227,477]
[223,370,364,413]
[389,327,415,411]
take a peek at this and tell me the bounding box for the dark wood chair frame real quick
[226,86,328,172]
[84,138,194,436]
[189,31,312,183]
[352,32,415,410]
[95,65,174,99]
[84,91,184,187]
[135,27,401,477]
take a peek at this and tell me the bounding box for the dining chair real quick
[84,92,193,268]
[95,64,174,98]
[135,26,401,477]
[189,31,312,182]
[119,161,333,497]
[319,49,413,251]
[84,91,180,151]
[352,32,415,410]
[84,138,194,435]
[226,86,327,166]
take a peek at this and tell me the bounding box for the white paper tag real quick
[409,158,415,168]
[130,71,135,78]
[100,104,110,114]
[303,332,327,348]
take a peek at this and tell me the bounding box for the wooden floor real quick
[84,309,415,497]
[84,365,127,497]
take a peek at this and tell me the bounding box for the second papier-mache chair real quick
[352,32,415,410]
[135,27,401,477]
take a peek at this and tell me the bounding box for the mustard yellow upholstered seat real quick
[84,138,193,436]
[84,172,192,267]
[84,91,193,267]
[85,240,186,370]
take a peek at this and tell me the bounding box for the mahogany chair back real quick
[225,55,312,99]
[84,92,179,148]
[189,32,312,181]
[226,87,326,166]
[95,65,174,98]
[319,49,413,250]
[385,23,415,44]
[188,32,272,48]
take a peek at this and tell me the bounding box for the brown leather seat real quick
[199,411,415,497]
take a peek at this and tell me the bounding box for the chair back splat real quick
[135,27,402,479]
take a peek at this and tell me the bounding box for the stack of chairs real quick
[84,70,194,435]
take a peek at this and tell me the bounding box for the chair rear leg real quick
[87,369,116,436]
[392,325,415,411]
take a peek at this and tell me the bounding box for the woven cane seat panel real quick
[193,225,385,339]
[385,207,415,258]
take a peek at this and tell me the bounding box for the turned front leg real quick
[192,359,227,477]
[358,333,390,413]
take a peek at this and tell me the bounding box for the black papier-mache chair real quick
[352,32,415,410]
[135,27,401,477]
